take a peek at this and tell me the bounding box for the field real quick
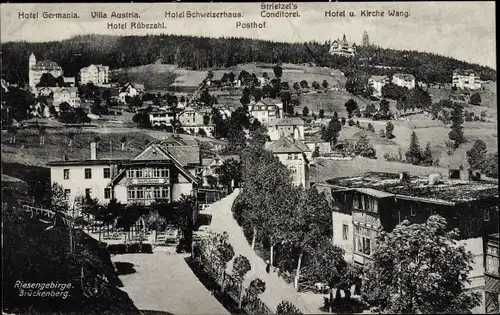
[332,115,498,172]
[310,156,448,183]
[1,130,157,167]
[113,62,346,92]
[295,90,370,117]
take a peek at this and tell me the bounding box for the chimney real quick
[90,142,97,160]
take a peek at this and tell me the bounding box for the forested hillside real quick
[1,34,496,86]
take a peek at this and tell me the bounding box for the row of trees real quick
[236,146,363,310]
[232,145,479,313]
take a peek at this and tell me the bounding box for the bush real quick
[379,129,386,138]
[347,119,355,126]
[277,301,303,315]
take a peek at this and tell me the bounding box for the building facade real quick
[392,73,416,89]
[329,34,356,57]
[36,87,81,109]
[178,106,215,136]
[453,69,482,90]
[267,117,305,141]
[149,109,176,129]
[48,140,201,211]
[28,53,63,90]
[249,99,283,125]
[265,136,311,188]
[368,75,390,96]
[315,171,499,313]
[484,233,500,314]
[80,64,110,85]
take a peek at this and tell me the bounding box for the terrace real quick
[325,172,499,204]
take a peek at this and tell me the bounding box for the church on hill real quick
[329,34,357,58]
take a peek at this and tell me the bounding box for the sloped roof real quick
[161,135,198,146]
[268,117,305,126]
[265,137,311,154]
[393,73,415,81]
[33,60,61,69]
[158,144,200,166]
[369,75,389,82]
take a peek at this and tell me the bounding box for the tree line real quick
[1,34,495,87]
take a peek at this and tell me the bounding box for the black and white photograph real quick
[1,2,498,314]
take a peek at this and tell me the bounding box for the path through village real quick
[205,188,323,314]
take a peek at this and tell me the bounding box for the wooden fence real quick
[21,204,74,226]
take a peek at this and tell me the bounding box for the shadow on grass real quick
[115,262,137,275]
[184,257,247,315]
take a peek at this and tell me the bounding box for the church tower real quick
[362,31,370,47]
[28,53,36,88]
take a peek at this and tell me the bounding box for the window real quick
[85,188,92,198]
[287,154,292,160]
[160,169,169,178]
[161,186,170,200]
[486,245,499,276]
[294,154,298,160]
[342,224,349,240]
[136,187,144,199]
[153,186,161,199]
[354,225,373,256]
[127,169,134,178]
[103,168,111,179]
[84,168,92,179]
[135,169,143,178]
[144,168,152,178]
[104,188,111,199]
[63,169,70,180]
[64,189,71,200]
[127,187,136,199]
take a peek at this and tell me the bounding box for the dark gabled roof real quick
[46,159,126,166]
[268,117,305,126]
[265,136,311,154]
[158,144,201,166]
[393,73,415,81]
[325,172,498,204]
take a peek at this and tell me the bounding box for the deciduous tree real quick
[362,216,482,314]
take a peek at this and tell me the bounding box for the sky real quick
[0,2,496,69]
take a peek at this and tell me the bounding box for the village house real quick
[392,73,416,89]
[316,171,499,313]
[329,34,356,58]
[267,117,305,141]
[368,75,390,96]
[453,69,482,90]
[149,109,176,129]
[249,99,283,125]
[36,86,81,110]
[118,82,145,104]
[484,233,499,314]
[178,105,215,136]
[80,64,110,85]
[47,138,205,222]
[265,136,311,188]
[28,53,63,90]
[199,155,240,189]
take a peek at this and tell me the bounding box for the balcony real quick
[126,177,170,185]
